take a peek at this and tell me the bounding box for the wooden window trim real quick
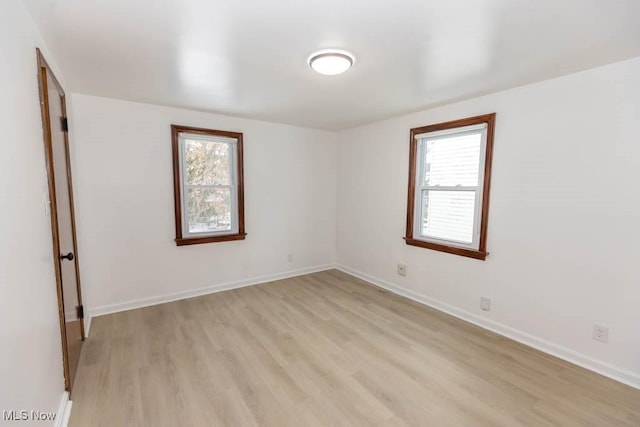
[171,124,246,246]
[405,113,496,260]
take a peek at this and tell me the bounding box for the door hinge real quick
[61,117,68,132]
[76,305,84,319]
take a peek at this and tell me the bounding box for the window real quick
[171,125,246,246]
[405,114,495,260]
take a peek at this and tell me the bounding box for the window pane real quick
[424,132,481,186]
[421,190,475,244]
[187,188,232,233]
[185,139,231,185]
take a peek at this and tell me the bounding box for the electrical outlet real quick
[592,324,609,343]
[480,297,491,312]
[287,254,294,263]
[397,263,407,276]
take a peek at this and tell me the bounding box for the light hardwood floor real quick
[69,270,640,426]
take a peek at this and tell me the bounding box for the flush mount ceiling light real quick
[308,50,354,76]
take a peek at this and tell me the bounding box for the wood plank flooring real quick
[69,270,640,426]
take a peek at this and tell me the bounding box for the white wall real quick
[0,0,68,423]
[70,95,337,314]
[337,57,640,387]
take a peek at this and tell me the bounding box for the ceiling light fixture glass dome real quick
[308,50,354,75]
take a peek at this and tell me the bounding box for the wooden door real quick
[36,49,85,393]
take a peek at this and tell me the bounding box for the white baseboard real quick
[54,391,72,427]
[336,264,640,390]
[87,264,336,321]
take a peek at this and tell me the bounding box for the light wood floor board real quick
[69,270,640,426]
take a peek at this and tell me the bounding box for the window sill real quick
[404,237,487,260]
[176,233,247,246]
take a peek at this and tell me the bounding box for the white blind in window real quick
[424,133,481,187]
[421,190,476,244]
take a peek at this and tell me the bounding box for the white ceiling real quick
[22,0,640,130]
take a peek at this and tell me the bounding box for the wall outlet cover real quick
[397,263,407,276]
[592,325,609,343]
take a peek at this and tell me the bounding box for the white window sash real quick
[413,126,487,250]
[416,188,479,247]
[414,123,487,140]
[178,133,239,238]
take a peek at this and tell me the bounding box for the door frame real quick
[36,48,85,392]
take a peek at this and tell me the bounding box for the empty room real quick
[2,0,640,425]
